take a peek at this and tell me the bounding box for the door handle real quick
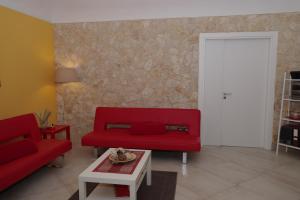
[223,92,232,99]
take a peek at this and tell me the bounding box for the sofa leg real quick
[94,147,103,158]
[57,155,64,167]
[182,152,187,164]
[94,148,98,158]
[182,163,187,176]
[48,155,64,168]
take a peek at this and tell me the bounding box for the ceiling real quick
[1,0,300,23]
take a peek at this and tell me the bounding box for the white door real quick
[203,38,270,148]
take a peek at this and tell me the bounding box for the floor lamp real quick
[55,67,80,123]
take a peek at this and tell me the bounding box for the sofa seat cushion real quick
[0,139,38,164]
[82,131,200,151]
[0,139,71,191]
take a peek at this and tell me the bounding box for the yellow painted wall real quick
[0,6,56,123]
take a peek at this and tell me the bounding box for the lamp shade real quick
[55,67,80,83]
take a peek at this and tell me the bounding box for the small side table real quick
[41,125,70,140]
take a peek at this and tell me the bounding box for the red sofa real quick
[81,107,201,163]
[0,114,72,191]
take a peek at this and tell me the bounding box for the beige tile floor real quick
[1,144,300,200]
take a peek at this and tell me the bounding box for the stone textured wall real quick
[54,12,300,144]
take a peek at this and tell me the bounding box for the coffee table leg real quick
[147,157,152,186]
[79,180,86,200]
[129,184,136,200]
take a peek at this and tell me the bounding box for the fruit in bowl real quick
[109,148,136,164]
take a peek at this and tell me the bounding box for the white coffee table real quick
[79,148,151,200]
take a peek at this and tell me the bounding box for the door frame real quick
[198,32,278,150]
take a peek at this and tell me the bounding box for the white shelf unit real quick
[276,72,300,155]
[283,98,300,102]
[282,118,300,123]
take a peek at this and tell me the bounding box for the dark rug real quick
[69,170,177,200]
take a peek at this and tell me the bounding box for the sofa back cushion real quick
[94,107,200,137]
[130,121,166,135]
[0,139,38,164]
[0,113,41,142]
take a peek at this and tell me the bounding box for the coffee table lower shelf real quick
[86,184,129,200]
